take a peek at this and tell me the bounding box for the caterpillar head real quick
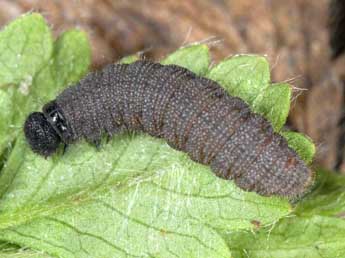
[24,112,61,157]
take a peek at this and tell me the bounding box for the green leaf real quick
[0,241,52,258]
[207,55,270,105]
[0,13,52,86]
[295,169,345,217]
[0,27,90,200]
[225,215,345,258]
[0,243,52,258]
[0,250,52,258]
[0,241,20,251]
[224,169,345,258]
[0,13,53,155]
[0,15,315,257]
[0,134,289,258]
[252,83,291,131]
[161,44,210,75]
[31,29,91,103]
[0,27,290,256]
[0,88,16,152]
[281,131,315,164]
[0,16,90,157]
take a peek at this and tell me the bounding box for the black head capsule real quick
[24,101,73,157]
[24,112,61,157]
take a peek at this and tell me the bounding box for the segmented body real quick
[46,60,313,198]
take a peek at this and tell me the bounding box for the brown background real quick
[1,0,344,172]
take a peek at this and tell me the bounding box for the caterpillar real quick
[23,60,314,199]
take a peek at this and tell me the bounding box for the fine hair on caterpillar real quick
[23,60,314,199]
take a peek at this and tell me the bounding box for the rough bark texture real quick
[45,60,312,198]
[1,0,344,172]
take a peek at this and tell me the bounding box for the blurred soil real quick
[0,0,344,172]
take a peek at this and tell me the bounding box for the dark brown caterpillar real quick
[23,60,314,198]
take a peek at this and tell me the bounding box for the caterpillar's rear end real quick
[24,60,314,200]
